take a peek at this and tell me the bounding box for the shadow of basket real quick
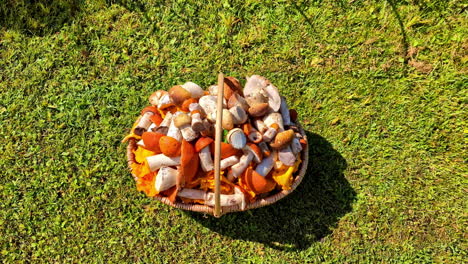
[185,131,356,251]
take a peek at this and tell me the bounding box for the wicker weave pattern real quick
[126,124,308,216]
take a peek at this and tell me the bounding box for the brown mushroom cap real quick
[169,85,191,105]
[246,143,263,163]
[270,129,295,149]
[174,113,192,128]
[248,103,269,117]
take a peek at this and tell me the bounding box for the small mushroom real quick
[270,129,295,149]
[242,123,262,143]
[177,140,198,190]
[146,154,181,171]
[253,118,268,134]
[154,112,172,135]
[255,151,275,177]
[223,76,243,99]
[278,145,296,166]
[157,93,175,110]
[174,113,199,141]
[195,137,214,172]
[169,85,192,105]
[220,142,242,159]
[198,95,218,122]
[159,136,181,157]
[248,103,269,117]
[181,82,204,98]
[222,109,234,130]
[227,128,247,149]
[262,123,280,142]
[242,166,276,194]
[229,151,254,178]
[181,98,198,112]
[134,106,158,136]
[244,75,281,112]
[229,105,248,125]
[263,112,284,132]
[166,115,182,142]
[227,93,249,111]
[200,119,215,137]
[155,167,178,192]
[149,90,167,107]
[220,155,239,170]
[141,132,164,153]
[246,143,262,163]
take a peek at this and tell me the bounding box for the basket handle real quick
[213,72,224,217]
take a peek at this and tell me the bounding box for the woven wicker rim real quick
[126,122,309,216]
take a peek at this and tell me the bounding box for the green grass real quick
[1,0,467,262]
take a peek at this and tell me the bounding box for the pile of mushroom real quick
[124,75,307,209]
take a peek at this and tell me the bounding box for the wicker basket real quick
[125,74,309,217]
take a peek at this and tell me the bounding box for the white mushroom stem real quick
[147,154,181,171]
[255,153,275,177]
[229,152,254,178]
[148,122,157,132]
[199,95,218,123]
[263,112,284,131]
[180,124,199,141]
[134,112,153,135]
[155,167,178,192]
[155,112,173,135]
[253,118,268,133]
[220,156,239,170]
[262,126,278,142]
[280,96,293,126]
[291,137,303,155]
[177,188,206,200]
[229,105,248,125]
[167,118,182,141]
[278,145,296,166]
[199,146,214,172]
[157,93,173,109]
[191,112,204,132]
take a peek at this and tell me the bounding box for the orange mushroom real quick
[177,140,199,190]
[181,98,198,112]
[159,136,181,157]
[195,137,214,172]
[195,137,214,152]
[141,132,164,153]
[242,123,262,143]
[242,167,275,194]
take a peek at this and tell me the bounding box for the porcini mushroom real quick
[248,102,269,117]
[229,105,248,125]
[220,155,239,170]
[169,85,192,105]
[222,109,234,130]
[227,93,249,111]
[174,113,199,141]
[262,123,280,142]
[270,129,295,149]
[199,95,218,123]
[255,151,275,177]
[149,90,167,107]
[195,137,214,172]
[157,93,175,110]
[155,167,178,192]
[166,114,182,142]
[240,123,261,143]
[227,128,247,150]
[278,145,296,166]
[181,82,204,98]
[244,75,281,112]
[253,118,268,134]
[263,112,284,132]
[146,154,181,171]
